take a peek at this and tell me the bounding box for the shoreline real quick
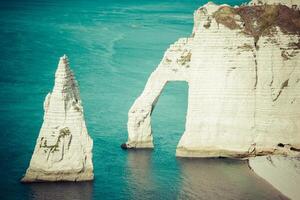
[248,155,300,200]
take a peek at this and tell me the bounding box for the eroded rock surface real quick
[22,55,93,182]
[124,1,300,158]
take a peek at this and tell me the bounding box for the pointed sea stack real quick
[22,55,93,182]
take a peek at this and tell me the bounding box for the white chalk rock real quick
[124,1,300,158]
[22,55,93,182]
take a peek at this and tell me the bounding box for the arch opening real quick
[151,81,188,152]
[122,79,189,151]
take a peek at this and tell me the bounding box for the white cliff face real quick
[22,55,93,182]
[124,1,300,158]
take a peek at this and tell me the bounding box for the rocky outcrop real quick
[22,55,93,182]
[123,1,300,158]
[249,155,300,200]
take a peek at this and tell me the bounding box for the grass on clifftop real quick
[213,6,240,30]
[213,4,300,43]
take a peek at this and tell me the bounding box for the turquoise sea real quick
[0,0,287,199]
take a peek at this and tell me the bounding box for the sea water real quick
[0,0,287,199]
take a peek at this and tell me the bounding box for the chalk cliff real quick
[124,0,300,158]
[22,55,93,182]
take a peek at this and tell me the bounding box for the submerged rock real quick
[124,1,300,158]
[22,55,93,182]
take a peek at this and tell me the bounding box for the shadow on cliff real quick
[28,181,93,200]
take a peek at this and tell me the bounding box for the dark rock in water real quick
[121,143,128,149]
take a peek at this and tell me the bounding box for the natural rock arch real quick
[122,2,300,158]
[122,38,192,150]
[129,79,189,149]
